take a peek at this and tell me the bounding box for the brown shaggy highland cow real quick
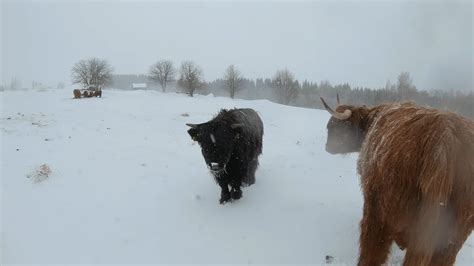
[73,89,81,98]
[321,97,474,266]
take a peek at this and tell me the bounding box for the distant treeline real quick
[111,73,473,119]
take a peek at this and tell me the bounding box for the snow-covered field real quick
[1,90,473,265]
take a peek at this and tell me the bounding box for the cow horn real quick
[186,123,199,128]
[231,123,244,129]
[320,97,335,114]
[320,97,352,120]
[332,109,352,120]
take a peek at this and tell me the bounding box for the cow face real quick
[187,122,240,173]
[320,97,365,154]
[325,114,363,154]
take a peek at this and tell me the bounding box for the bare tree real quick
[149,60,175,92]
[223,65,243,99]
[71,60,89,87]
[71,58,113,90]
[273,68,298,105]
[397,71,417,100]
[178,61,204,97]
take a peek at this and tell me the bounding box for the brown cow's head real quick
[320,96,368,154]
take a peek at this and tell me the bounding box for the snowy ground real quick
[1,89,473,265]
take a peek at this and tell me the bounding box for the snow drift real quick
[1,90,472,264]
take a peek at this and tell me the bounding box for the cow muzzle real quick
[209,162,223,171]
[325,142,342,155]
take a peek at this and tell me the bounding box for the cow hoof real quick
[219,192,231,204]
[230,189,242,200]
[219,197,231,204]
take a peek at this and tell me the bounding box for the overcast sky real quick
[1,0,472,90]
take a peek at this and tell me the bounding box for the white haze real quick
[1,0,472,91]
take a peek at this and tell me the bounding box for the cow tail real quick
[408,142,455,264]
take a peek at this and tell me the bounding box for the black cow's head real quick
[320,95,366,154]
[187,121,242,173]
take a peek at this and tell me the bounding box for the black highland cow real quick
[187,108,264,204]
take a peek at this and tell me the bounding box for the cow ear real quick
[187,128,200,142]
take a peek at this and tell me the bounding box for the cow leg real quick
[228,159,246,200]
[429,235,469,266]
[230,176,242,200]
[358,199,392,266]
[403,203,462,266]
[217,178,231,204]
[429,222,471,266]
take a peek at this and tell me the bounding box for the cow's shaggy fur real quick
[92,90,102,97]
[187,108,263,204]
[81,90,102,98]
[323,101,474,265]
[73,89,82,98]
